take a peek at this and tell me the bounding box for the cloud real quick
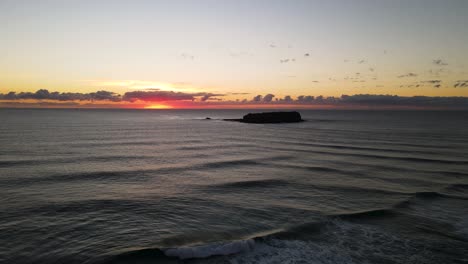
[0,89,121,102]
[199,95,223,102]
[433,59,448,66]
[297,95,314,102]
[422,80,441,84]
[229,51,252,57]
[397,72,418,78]
[181,53,194,60]
[200,95,211,101]
[337,94,468,108]
[420,80,442,88]
[122,90,224,102]
[234,94,468,109]
[252,95,262,102]
[0,101,81,108]
[262,94,275,102]
[2,90,468,109]
[428,68,447,76]
[229,92,250,95]
[280,58,295,63]
[0,89,225,103]
[454,80,468,88]
[123,90,195,102]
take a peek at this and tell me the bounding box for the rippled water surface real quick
[1,109,467,263]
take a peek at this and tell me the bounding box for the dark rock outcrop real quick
[225,111,304,123]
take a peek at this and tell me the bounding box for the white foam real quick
[164,239,255,259]
[225,220,433,264]
[227,238,356,264]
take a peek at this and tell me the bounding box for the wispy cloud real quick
[428,68,447,76]
[422,80,441,84]
[397,72,418,78]
[419,80,442,88]
[229,92,250,95]
[454,80,468,88]
[229,51,252,57]
[280,58,296,63]
[181,53,195,60]
[433,59,448,66]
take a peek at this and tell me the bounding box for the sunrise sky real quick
[1,0,468,108]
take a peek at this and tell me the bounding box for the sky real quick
[1,0,468,109]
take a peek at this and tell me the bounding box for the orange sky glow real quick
[1,1,468,109]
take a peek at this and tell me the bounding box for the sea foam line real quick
[164,239,255,259]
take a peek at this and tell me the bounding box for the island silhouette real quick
[224,111,304,123]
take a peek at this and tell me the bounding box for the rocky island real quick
[224,111,304,123]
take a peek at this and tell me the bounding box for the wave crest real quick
[164,239,255,259]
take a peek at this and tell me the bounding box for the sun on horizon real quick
[144,103,173,109]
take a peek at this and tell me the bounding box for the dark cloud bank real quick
[0,89,122,102]
[0,89,222,103]
[244,94,468,109]
[1,89,468,109]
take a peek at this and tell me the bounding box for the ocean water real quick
[0,109,467,264]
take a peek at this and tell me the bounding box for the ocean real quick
[0,109,467,264]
